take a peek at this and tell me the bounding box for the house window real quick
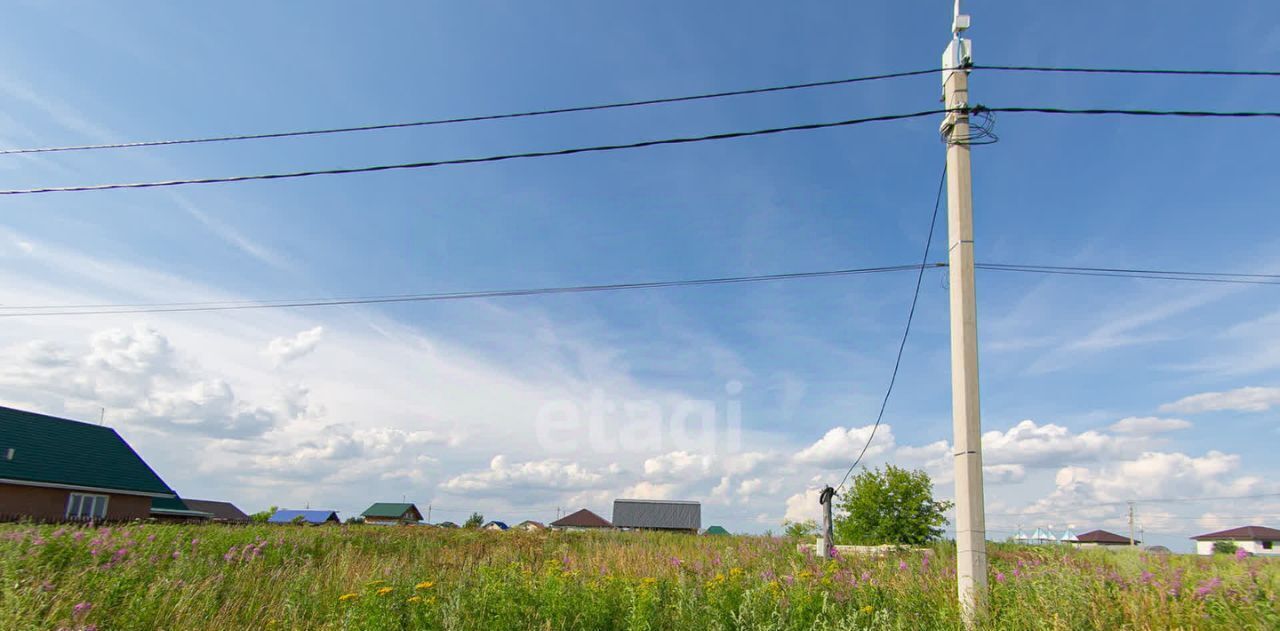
[1264,541,1274,550]
[66,493,109,520]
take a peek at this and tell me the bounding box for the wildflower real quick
[1194,577,1222,599]
[1235,548,1249,561]
[171,551,181,560]
[640,577,657,587]
[728,567,743,578]
[995,572,1006,583]
[368,579,387,586]
[1140,570,1154,585]
[72,602,93,619]
[415,581,434,590]
[407,596,422,603]
[339,593,358,602]
[376,587,393,596]
[898,560,908,572]
[40,580,55,592]
[669,557,683,568]
[113,548,129,562]
[146,535,156,543]
[861,605,874,614]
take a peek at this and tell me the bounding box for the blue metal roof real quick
[268,509,339,524]
[484,520,509,530]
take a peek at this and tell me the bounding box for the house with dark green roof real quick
[360,502,423,525]
[0,404,180,522]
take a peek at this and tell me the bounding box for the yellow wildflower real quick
[376,587,393,596]
[640,577,657,587]
[339,593,359,602]
[728,567,743,578]
[415,581,435,590]
[367,579,386,586]
[407,596,422,604]
[861,604,874,614]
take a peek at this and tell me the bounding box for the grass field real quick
[1,522,1276,630]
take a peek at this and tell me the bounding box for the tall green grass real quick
[0,522,1275,630]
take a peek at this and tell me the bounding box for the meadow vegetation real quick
[0,522,1276,630]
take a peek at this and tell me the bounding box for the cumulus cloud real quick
[1159,386,1280,414]
[440,455,613,496]
[1108,416,1191,435]
[794,424,896,467]
[265,326,324,366]
[982,419,1142,468]
[783,487,822,523]
[0,324,282,439]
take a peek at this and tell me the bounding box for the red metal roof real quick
[550,508,611,528]
[1075,529,1136,544]
[1191,525,1280,541]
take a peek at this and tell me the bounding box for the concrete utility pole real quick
[941,0,987,623]
[818,485,836,558]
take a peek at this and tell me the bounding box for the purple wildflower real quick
[898,560,909,572]
[860,571,871,582]
[72,602,92,619]
[1140,570,1154,585]
[782,574,795,586]
[1194,577,1223,599]
[995,571,1006,583]
[146,535,156,543]
[171,551,181,560]
[1235,548,1249,561]
[113,548,128,562]
[72,532,85,542]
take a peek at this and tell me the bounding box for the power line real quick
[0,263,929,318]
[4,64,1274,158]
[0,109,947,196]
[984,105,1280,120]
[835,163,947,492]
[7,105,1280,197]
[975,65,1280,78]
[0,68,939,156]
[975,263,1280,286]
[5,261,1275,316]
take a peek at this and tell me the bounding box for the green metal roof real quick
[361,502,420,519]
[703,525,730,535]
[0,405,175,496]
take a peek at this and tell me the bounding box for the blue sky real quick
[1,1,1278,550]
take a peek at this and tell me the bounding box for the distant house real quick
[360,503,423,525]
[182,499,251,523]
[1075,529,1137,547]
[612,499,700,533]
[268,509,340,525]
[150,496,213,522]
[1192,525,1280,556]
[550,508,612,530]
[483,520,509,531]
[0,405,182,522]
[514,520,546,531]
[436,521,459,529]
[703,525,730,536]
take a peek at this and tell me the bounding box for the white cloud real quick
[794,424,896,467]
[440,455,611,496]
[1159,387,1280,414]
[1108,416,1192,435]
[983,464,1026,484]
[783,487,822,524]
[982,419,1142,468]
[265,326,325,366]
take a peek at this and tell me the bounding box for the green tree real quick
[1213,540,1239,554]
[782,519,817,539]
[834,465,952,546]
[250,506,278,524]
[464,512,484,529]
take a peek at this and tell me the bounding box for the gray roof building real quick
[612,499,700,532]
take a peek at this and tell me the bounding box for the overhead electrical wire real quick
[835,164,948,493]
[2,262,1275,318]
[975,263,1280,286]
[5,105,1280,196]
[0,110,948,196]
[974,64,1280,78]
[0,263,930,318]
[0,68,941,156]
[1,64,1275,158]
